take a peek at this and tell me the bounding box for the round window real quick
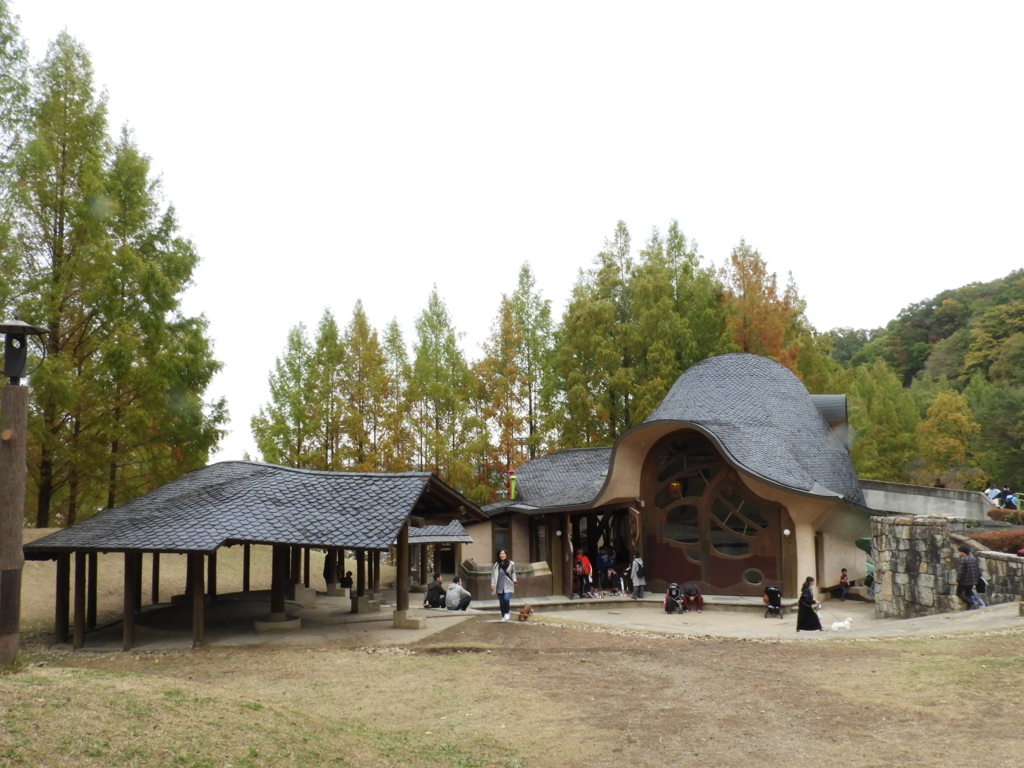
[743,568,764,585]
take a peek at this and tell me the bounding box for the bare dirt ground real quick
[4,610,1023,767]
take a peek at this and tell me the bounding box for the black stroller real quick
[763,586,784,618]
[664,583,685,614]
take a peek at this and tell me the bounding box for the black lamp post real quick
[0,317,47,665]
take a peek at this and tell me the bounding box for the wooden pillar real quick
[207,551,217,602]
[418,543,428,585]
[0,385,28,665]
[372,550,381,593]
[86,552,97,629]
[73,552,86,649]
[134,552,143,611]
[356,549,366,596]
[303,547,311,588]
[122,551,136,651]
[270,545,286,616]
[151,552,160,604]
[288,545,300,599]
[189,552,204,649]
[55,552,70,645]
[562,513,573,598]
[587,513,598,560]
[396,524,410,612]
[242,543,251,592]
[326,548,338,586]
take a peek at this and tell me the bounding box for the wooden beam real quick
[134,552,143,611]
[55,552,70,645]
[372,550,381,593]
[122,552,136,651]
[73,552,86,649]
[190,552,204,650]
[303,547,310,588]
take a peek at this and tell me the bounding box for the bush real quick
[986,508,1024,524]
[969,529,1024,555]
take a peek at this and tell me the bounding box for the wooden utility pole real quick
[0,385,28,665]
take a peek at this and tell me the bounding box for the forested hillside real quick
[0,4,224,527]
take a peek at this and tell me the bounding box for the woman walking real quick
[491,549,518,623]
[796,576,823,631]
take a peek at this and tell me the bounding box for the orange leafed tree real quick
[719,240,807,373]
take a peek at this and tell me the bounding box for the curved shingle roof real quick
[480,447,613,513]
[645,353,864,504]
[24,461,473,557]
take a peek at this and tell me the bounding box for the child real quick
[838,568,850,602]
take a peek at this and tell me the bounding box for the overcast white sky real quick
[15,2,1024,461]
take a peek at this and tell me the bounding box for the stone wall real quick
[871,515,1024,619]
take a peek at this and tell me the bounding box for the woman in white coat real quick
[630,554,646,600]
[491,549,517,622]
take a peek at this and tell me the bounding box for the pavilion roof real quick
[24,461,483,559]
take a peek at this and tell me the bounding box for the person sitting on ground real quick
[956,544,982,610]
[574,550,595,597]
[424,573,445,608]
[446,576,472,611]
[681,582,703,613]
[838,568,850,602]
[338,570,353,590]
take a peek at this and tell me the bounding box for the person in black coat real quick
[796,576,823,631]
[423,573,445,608]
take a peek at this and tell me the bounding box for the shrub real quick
[969,529,1024,555]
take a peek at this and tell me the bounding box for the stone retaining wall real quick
[871,515,1024,619]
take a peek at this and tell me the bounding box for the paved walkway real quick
[53,589,1024,653]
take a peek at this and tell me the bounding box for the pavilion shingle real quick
[24,462,440,557]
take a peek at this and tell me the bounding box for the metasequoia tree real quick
[251,324,318,468]
[847,360,920,482]
[508,263,552,459]
[719,240,806,372]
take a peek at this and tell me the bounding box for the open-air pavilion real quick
[23,461,484,650]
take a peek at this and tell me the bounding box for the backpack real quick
[634,559,645,579]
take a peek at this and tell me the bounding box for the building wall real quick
[818,507,872,589]
[861,480,994,521]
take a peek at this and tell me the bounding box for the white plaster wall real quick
[819,508,872,588]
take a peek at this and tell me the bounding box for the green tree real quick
[377,319,415,472]
[847,360,921,482]
[309,309,345,471]
[508,263,552,459]
[0,0,28,305]
[341,301,388,471]
[251,324,316,468]
[914,390,983,488]
[963,374,1024,489]
[478,295,526,479]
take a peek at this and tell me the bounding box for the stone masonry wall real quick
[871,515,1024,619]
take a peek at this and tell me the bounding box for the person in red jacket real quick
[574,550,595,598]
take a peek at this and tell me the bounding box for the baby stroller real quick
[763,586,784,618]
[664,583,685,614]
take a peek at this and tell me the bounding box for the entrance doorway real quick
[642,432,782,595]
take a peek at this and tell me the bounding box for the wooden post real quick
[55,553,70,645]
[303,547,310,588]
[86,552,97,629]
[372,550,381,593]
[207,551,217,602]
[0,385,28,664]
[242,543,251,592]
[352,549,365,613]
[134,552,143,611]
[418,543,428,585]
[122,551,136,651]
[190,552,204,649]
[396,524,409,612]
[270,545,286,617]
[73,552,86,649]
[326,548,338,586]
[288,545,300,600]
[562,513,573,598]
[151,552,160,604]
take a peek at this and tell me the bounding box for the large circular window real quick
[743,568,765,585]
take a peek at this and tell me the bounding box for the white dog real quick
[830,617,853,631]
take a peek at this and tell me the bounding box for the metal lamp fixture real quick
[0,317,47,384]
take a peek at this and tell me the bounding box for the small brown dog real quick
[517,604,534,621]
